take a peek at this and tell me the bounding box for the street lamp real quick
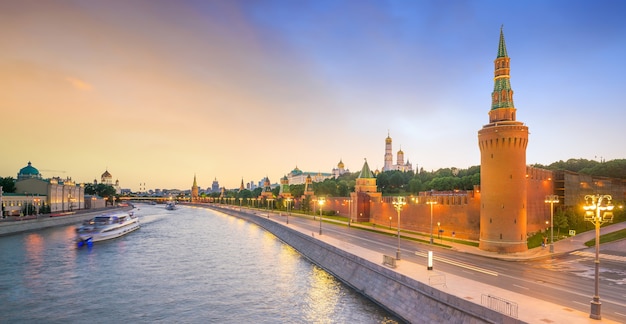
[344,199,352,226]
[583,194,614,320]
[437,221,441,243]
[392,196,406,260]
[545,195,559,253]
[285,197,292,224]
[267,198,274,218]
[33,197,40,216]
[318,197,325,235]
[426,198,437,244]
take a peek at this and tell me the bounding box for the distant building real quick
[287,166,333,185]
[9,161,85,214]
[279,175,291,199]
[382,132,413,172]
[95,169,121,194]
[331,159,349,178]
[211,178,220,193]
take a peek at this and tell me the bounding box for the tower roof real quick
[192,174,197,187]
[358,159,374,179]
[497,25,508,58]
[491,26,515,111]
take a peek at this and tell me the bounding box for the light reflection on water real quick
[0,205,400,323]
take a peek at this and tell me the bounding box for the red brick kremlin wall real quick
[320,169,555,242]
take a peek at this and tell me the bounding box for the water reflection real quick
[1,205,400,323]
[305,266,343,323]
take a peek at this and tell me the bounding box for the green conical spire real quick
[491,26,515,111]
[497,25,508,58]
[358,159,373,179]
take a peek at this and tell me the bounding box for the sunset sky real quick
[1,1,625,191]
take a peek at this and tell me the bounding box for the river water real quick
[0,204,399,323]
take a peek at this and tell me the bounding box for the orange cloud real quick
[65,76,92,91]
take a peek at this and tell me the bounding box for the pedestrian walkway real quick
[260,209,622,323]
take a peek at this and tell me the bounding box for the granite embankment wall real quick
[0,208,123,237]
[205,205,522,324]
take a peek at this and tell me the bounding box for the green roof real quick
[497,25,508,58]
[358,159,373,179]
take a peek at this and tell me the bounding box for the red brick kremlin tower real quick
[478,27,529,253]
[191,174,199,202]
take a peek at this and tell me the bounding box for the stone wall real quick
[207,205,521,324]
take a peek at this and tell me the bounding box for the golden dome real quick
[338,159,345,168]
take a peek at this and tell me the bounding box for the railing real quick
[428,272,447,288]
[481,294,518,318]
[382,255,397,268]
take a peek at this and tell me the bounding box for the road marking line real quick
[513,284,529,290]
[615,312,626,317]
[414,251,498,276]
[570,251,626,262]
[572,301,588,307]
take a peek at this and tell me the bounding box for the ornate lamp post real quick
[267,198,274,218]
[583,194,614,320]
[285,197,292,224]
[344,199,352,226]
[544,195,559,253]
[33,197,40,216]
[437,221,442,243]
[318,197,325,235]
[426,198,438,244]
[392,196,406,260]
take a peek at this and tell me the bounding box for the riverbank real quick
[0,207,126,237]
[200,204,524,324]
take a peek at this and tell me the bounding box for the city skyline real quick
[2,1,625,191]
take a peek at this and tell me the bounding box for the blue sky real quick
[1,0,625,190]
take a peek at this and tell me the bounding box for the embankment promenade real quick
[201,204,525,324]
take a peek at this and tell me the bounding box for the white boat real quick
[165,201,176,210]
[76,211,140,246]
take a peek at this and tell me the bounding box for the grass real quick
[584,228,626,247]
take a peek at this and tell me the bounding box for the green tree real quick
[554,210,569,238]
[0,177,16,193]
[237,189,253,200]
[290,184,304,197]
[408,178,423,194]
[85,183,117,205]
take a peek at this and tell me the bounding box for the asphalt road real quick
[279,211,626,322]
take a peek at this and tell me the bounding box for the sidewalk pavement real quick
[253,209,622,324]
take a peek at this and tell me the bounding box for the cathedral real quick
[382,132,413,172]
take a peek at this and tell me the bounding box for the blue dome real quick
[18,161,42,180]
[19,161,39,175]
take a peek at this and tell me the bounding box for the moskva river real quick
[0,204,399,323]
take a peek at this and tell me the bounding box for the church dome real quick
[386,136,392,144]
[18,161,42,180]
[19,161,40,176]
[337,159,345,168]
[101,170,112,178]
[290,166,303,176]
